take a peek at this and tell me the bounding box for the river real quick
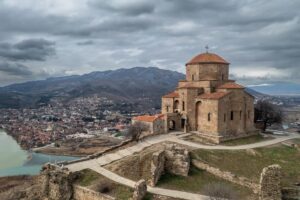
[0,129,78,177]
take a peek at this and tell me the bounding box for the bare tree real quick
[255,100,282,132]
[203,182,238,200]
[126,121,149,141]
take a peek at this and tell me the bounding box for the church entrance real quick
[181,118,185,130]
[169,120,176,131]
[196,101,202,131]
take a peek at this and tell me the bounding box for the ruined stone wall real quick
[133,180,147,200]
[192,160,259,193]
[164,144,190,177]
[150,150,165,186]
[73,185,114,200]
[39,164,75,200]
[259,165,282,200]
[193,160,284,199]
[150,145,190,186]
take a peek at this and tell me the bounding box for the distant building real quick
[132,114,165,136]
[134,51,257,143]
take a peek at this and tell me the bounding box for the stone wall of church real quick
[217,90,255,139]
[161,97,174,114]
[196,99,219,135]
[186,63,229,82]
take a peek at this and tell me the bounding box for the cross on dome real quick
[205,45,209,53]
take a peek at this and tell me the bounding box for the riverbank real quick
[33,135,123,157]
[0,130,79,177]
[0,127,31,150]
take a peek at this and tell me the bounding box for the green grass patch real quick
[76,169,100,186]
[221,134,270,146]
[191,144,300,186]
[157,166,253,199]
[74,169,133,199]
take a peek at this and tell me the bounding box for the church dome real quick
[186,52,229,65]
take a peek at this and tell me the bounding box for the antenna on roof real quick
[205,45,209,53]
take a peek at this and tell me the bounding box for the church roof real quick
[186,52,229,65]
[132,114,164,122]
[198,92,230,100]
[218,82,245,89]
[163,91,179,98]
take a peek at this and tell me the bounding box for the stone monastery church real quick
[133,51,257,143]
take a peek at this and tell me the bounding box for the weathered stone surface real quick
[164,144,190,177]
[40,163,75,200]
[282,186,300,200]
[150,150,165,186]
[133,179,147,200]
[259,164,282,200]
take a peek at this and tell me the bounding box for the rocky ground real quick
[0,175,42,200]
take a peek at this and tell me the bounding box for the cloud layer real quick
[0,0,299,86]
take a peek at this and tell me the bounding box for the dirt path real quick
[65,131,300,200]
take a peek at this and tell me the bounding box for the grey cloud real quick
[77,40,94,46]
[0,39,55,61]
[60,17,156,37]
[89,0,155,16]
[0,61,33,76]
[0,0,300,86]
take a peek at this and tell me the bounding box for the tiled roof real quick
[163,91,179,98]
[133,114,164,122]
[186,52,229,65]
[218,82,245,89]
[198,92,230,100]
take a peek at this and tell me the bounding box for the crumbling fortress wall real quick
[192,158,284,200]
[150,144,190,186]
[39,164,75,200]
[39,164,113,200]
[259,164,282,200]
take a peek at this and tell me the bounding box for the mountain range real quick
[0,67,185,109]
[0,67,272,109]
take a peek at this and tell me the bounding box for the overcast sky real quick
[0,0,299,86]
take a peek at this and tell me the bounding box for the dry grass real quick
[191,143,300,186]
[105,143,165,183]
[74,169,133,200]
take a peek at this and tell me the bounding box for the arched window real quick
[192,74,195,81]
[166,106,169,112]
[248,110,250,119]
[224,114,226,122]
[208,113,211,121]
[174,100,179,110]
[231,111,234,120]
[182,101,185,111]
[222,74,224,80]
[240,110,242,120]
